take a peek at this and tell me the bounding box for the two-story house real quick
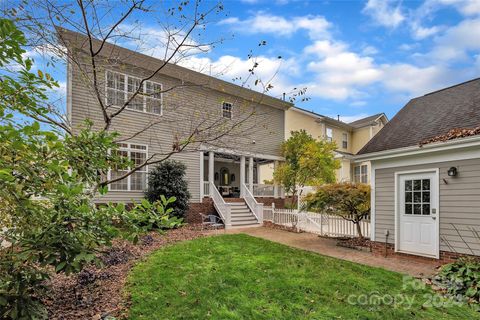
[59,28,291,228]
[275,107,388,184]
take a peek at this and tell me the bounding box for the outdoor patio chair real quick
[199,213,224,233]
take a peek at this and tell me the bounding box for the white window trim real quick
[354,164,368,183]
[108,143,149,192]
[105,70,163,116]
[221,101,233,119]
[342,132,348,149]
[326,127,333,142]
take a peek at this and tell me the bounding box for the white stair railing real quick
[241,183,263,224]
[209,181,231,228]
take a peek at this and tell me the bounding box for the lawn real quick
[127,234,477,319]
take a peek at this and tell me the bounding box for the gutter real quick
[354,135,480,162]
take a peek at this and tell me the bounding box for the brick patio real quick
[216,227,439,277]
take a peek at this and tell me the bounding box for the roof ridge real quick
[423,77,480,96]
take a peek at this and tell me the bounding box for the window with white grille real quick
[354,165,368,184]
[106,70,162,115]
[109,143,148,191]
[222,102,232,119]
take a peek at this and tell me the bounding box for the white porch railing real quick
[264,205,370,238]
[203,181,210,197]
[252,184,274,197]
[209,181,231,228]
[242,183,263,223]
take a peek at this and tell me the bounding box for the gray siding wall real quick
[375,158,480,255]
[69,58,285,203]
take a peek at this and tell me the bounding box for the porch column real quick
[273,160,279,199]
[248,157,254,193]
[208,151,214,187]
[240,155,246,197]
[199,151,204,198]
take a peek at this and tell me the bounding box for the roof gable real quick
[358,78,480,155]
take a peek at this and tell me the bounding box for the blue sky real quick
[37,0,480,122]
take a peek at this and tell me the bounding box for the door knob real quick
[432,216,436,220]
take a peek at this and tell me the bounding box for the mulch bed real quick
[336,237,372,252]
[42,225,207,320]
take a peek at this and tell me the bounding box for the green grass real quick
[127,234,478,319]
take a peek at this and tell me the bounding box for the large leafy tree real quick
[304,183,371,238]
[0,19,177,319]
[273,130,339,205]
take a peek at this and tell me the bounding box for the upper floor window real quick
[110,143,148,191]
[222,102,233,119]
[342,133,348,149]
[354,165,368,184]
[326,127,333,142]
[106,70,162,115]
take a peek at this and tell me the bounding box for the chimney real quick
[337,115,340,121]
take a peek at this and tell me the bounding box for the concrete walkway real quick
[216,227,438,277]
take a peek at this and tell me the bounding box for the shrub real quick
[145,161,191,219]
[433,257,480,307]
[304,183,370,238]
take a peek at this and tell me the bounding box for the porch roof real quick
[200,145,285,161]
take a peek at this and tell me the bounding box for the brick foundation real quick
[185,198,215,224]
[371,241,477,264]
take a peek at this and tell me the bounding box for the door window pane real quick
[405,192,412,202]
[422,191,430,203]
[414,180,422,190]
[414,192,421,203]
[405,180,412,191]
[422,179,430,191]
[422,204,430,215]
[413,204,422,215]
[405,204,412,215]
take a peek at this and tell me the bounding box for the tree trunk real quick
[355,221,364,238]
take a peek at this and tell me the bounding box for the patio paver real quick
[215,227,439,277]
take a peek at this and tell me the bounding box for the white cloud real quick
[178,54,299,98]
[380,64,451,96]
[362,0,405,28]
[430,18,480,61]
[218,13,331,39]
[336,113,371,123]
[410,22,443,40]
[435,0,480,16]
[303,40,382,100]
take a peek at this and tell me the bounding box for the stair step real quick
[230,207,249,211]
[230,213,253,217]
[231,216,257,221]
[228,202,246,206]
[231,220,261,226]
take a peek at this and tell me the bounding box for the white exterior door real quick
[397,171,439,258]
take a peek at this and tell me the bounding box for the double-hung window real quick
[106,70,162,115]
[342,132,348,149]
[354,165,368,184]
[110,143,148,191]
[326,127,333,142]
[222,102,233,119]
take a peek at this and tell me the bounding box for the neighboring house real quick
[259,107,387,184]
[356,78,480,261]
[59,28,291,228]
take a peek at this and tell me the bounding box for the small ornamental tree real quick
[146,160,191,219]
[273,130,339,205]
[304,183,371,238]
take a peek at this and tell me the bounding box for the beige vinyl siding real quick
[70,57,285,203]
[374,158,480,255]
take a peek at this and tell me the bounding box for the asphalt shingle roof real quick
[357,78,480,155]
[348,113,384,128]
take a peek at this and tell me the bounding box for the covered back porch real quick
[200,150,285,199]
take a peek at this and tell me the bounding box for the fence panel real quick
[263,206,370,238]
